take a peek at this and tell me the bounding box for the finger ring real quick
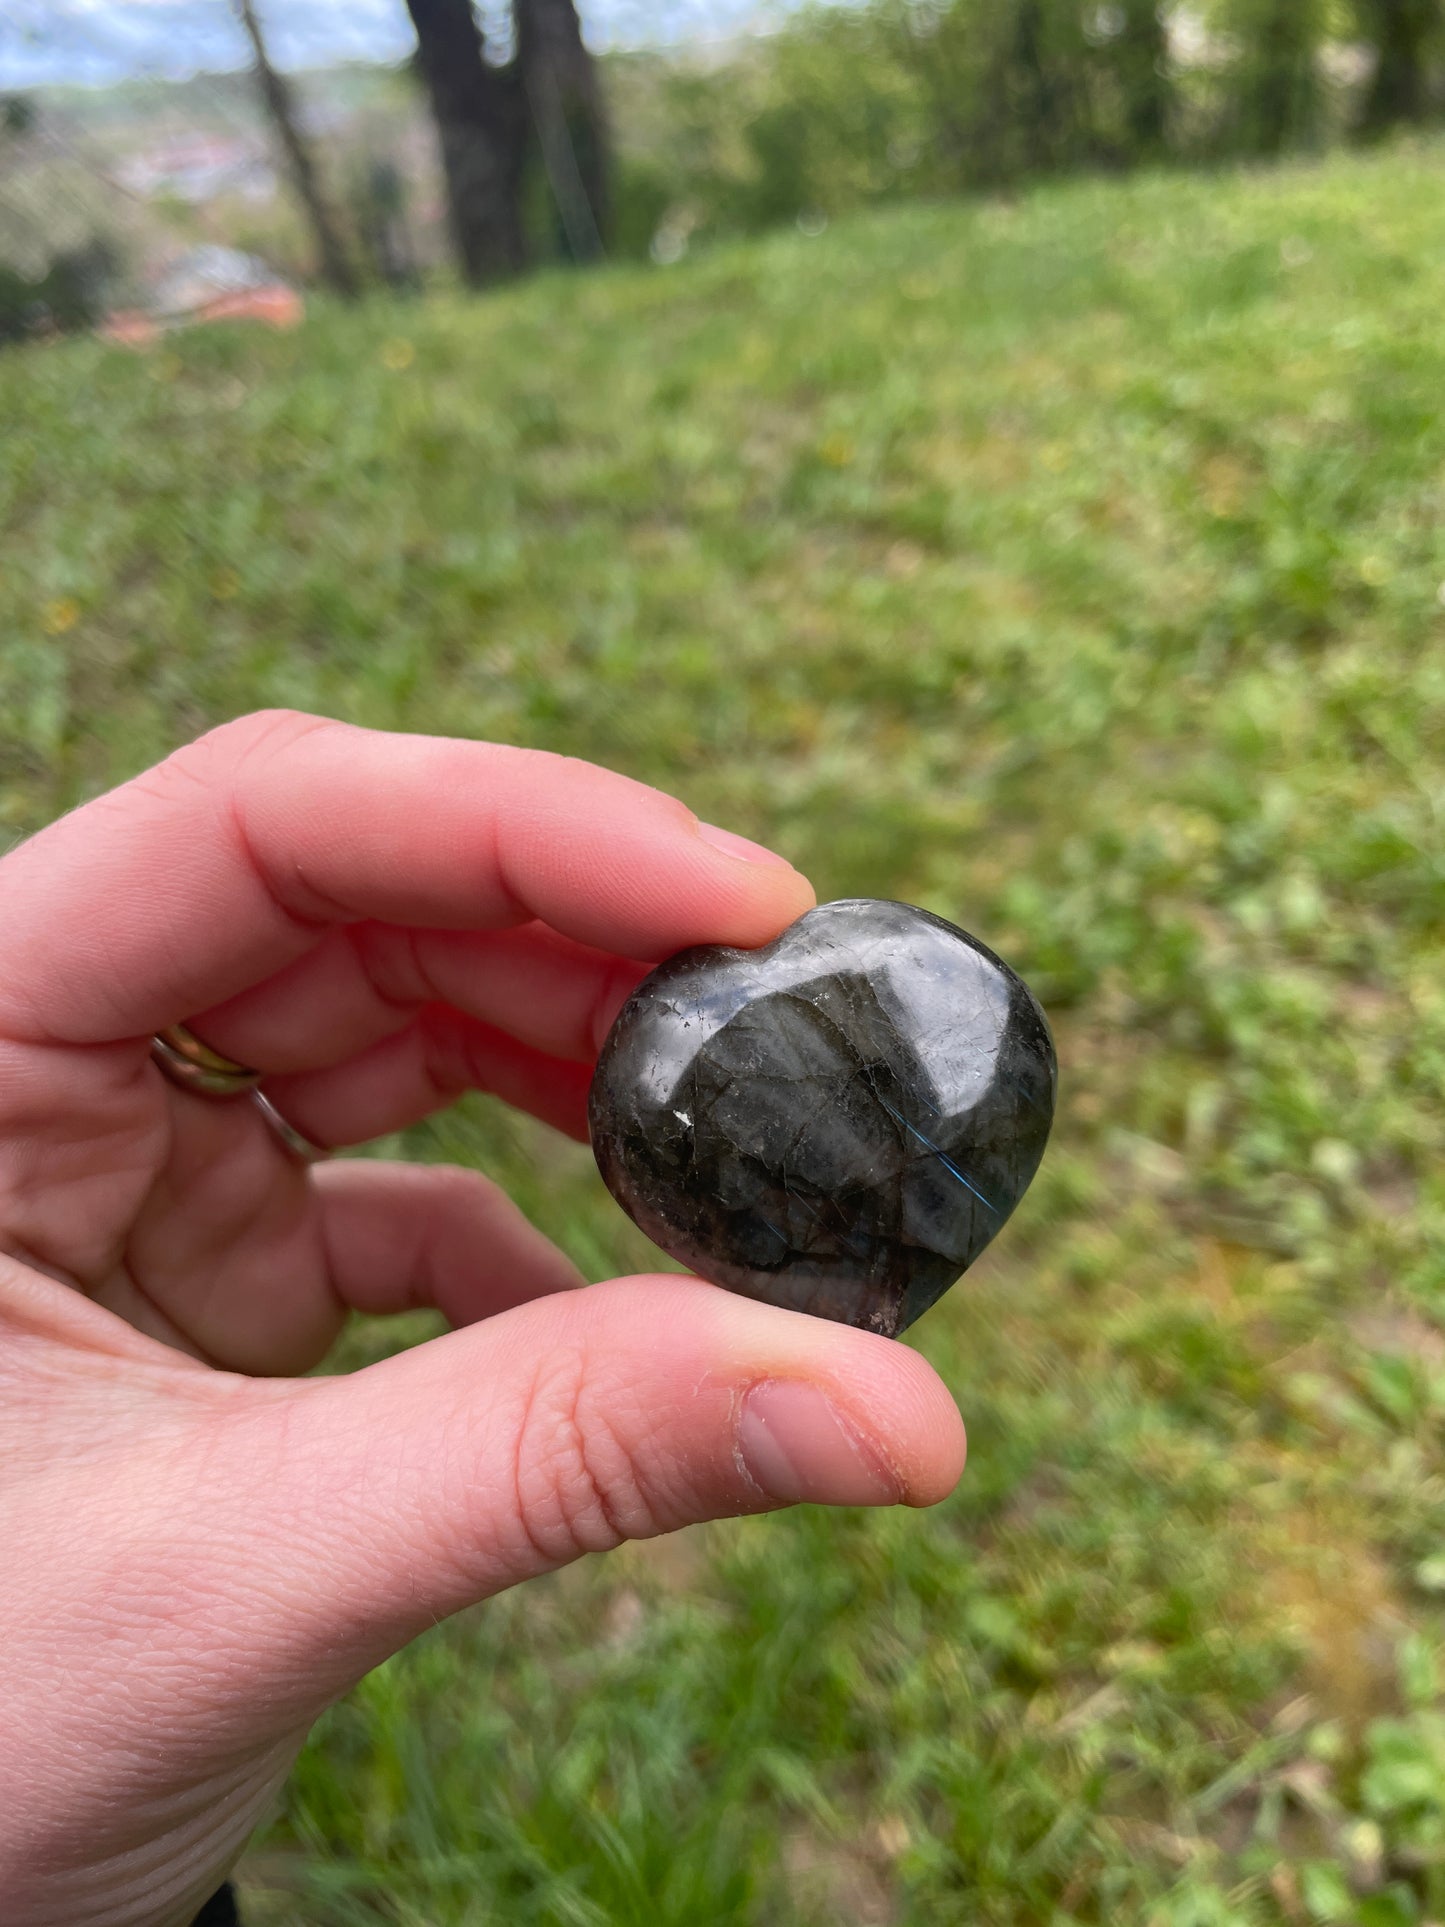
[150,1023,262,1097]
[151,1024,331,1163]
[251,1089,332,1164]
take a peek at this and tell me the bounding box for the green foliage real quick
[1353,0,1445,136]
[621,0,1188,245]
[605,0,1445,258]
[3,142,1445,1924]
[0,238,117,345]
[1,92,36,137]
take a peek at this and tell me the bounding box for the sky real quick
[0,0,778,88]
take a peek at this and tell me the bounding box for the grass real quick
[3,139,1445,1926]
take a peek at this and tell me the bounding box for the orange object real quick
[193,285,305,330]
[99,277,304,349]
[100,309,161,347]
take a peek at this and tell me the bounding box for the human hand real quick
[0,712,966,1926]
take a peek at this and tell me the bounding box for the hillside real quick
[2,142,1444,1925]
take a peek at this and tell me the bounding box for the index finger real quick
[0,711,815,1046]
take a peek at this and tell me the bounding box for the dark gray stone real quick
[588,898,1056,1336]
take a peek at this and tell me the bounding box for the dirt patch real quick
[1258,1506,1405,1734]
[784,1823,900,1927]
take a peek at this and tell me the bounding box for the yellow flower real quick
[42,597,80,635]
[381,337,416,372]
[818,431,854,468]
[211,567,241,601]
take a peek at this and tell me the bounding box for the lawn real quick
[3,139,1444,1927]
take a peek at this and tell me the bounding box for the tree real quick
[231,0,359,296]
[405,0,527,284]
[1000,0,1087,175]
[405,0,609,287]
[2,93,36,139]
[516,0,609,260]
[355,157,420,289]
[1223,0,1327,154]
[1112,0,1172,157]
[1356,0,1442,135]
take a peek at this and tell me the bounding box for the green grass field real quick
[4,140,1445,1926]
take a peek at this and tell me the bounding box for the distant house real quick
[116,132,275,205]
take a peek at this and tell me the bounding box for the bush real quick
[0,238,117,347]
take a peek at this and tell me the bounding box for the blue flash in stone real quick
[875,1095,1000,1215]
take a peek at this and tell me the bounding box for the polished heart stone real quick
[588,898,1056,1336]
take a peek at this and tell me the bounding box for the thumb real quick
[0,1272,965,1923]
[217,1276,967,1700]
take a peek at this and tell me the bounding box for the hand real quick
[0,712,965,1927]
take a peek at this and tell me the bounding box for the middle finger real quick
[189,921,650,1076]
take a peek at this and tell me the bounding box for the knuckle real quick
[348,921,429,1009]
[201,707,326,760]
[423,1161,489,1211]
[417,1006,475,1104]
[417,1162,506,1240]
[509,1347,662,1564]
[120,711,324,816]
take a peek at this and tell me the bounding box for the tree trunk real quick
[1233,0,1323,154]
[1358,0,1440,135]
[358,158,420,290]
[1006,0,1085,173]
[405,0,527,287]
[1117,0,1170,157]
[231,0,358,297]
[1011,1,1057,170]
[515,0,610,260]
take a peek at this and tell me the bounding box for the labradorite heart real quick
[588,898,1056,1336]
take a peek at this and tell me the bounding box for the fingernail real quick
[737,1380,902,1506]
[697,821,797,871]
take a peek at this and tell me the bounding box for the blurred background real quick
[3,3,1444,1923]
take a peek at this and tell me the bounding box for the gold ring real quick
[252,1089,332,1164]
[153,1023,331,1162]
[150,1023,262,1098]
